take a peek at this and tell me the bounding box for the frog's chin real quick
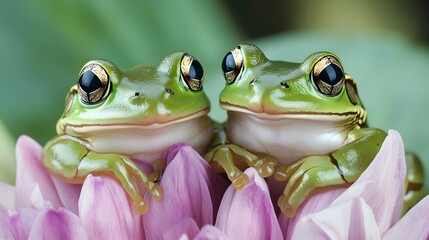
[221,102,357,122]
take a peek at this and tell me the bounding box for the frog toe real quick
[274,165,289,181]
[147,181,163,200]
[254,155,277,177]
[278,171,314,217]
[277,194,296,217]
[132,198,149,215]
[231,172,249,189]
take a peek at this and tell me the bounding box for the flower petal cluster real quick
[0,130,428,239]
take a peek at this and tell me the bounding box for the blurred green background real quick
[1,0,428,186]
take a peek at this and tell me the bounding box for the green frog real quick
[43,53,214,214]
[206,43,426,217]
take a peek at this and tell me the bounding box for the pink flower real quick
[0,137,230,239]
[142,142,229,239]
[0,136,142,239]
[0,130,428,239]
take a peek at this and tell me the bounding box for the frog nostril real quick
[249,79,258,85]
[132,92,141,99]
[280,82,289,89]
[164,88,174,95]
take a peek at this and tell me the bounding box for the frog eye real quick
[180,54,204,91]
[77,63,111,104]
[221,47,243,84]
[311,55,345,96]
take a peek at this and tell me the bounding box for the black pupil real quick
[79,71,102,93]
[319,64,343,86]
[221,52,236,73]
[188,60,204,80]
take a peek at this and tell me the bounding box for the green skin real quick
[43,53,214,214]
[403,153,427,214]
[205,44,426,217]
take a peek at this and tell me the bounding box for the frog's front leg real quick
[43,135,162,214]
[204,143,277,189]
[275,128,387,217]
[402,152,427,215]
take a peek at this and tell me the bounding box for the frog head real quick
[219,44,366,124]
[57,53,210,135]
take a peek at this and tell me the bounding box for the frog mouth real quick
[60,107,210,133]
[220,101,361,122]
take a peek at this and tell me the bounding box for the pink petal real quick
[15,136,61,209]
[78,175,143,240]
[28,208,87,240]
[143,143,228,240]
[194,225,228,240]
[162,218,199,240]
[216,168,283,240]
[279,187,347,239]
[51,177,81,214]
[2,208,38,240]
[333,130,406,233]
[383,195,429,240]
[29,184,53,209]
[0,182,15,210]
[0,207,14,239]
[292,197,380,240]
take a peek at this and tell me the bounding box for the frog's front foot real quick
[76,153,163,215]
[120,157,163,200]
[113,158,163,215]
[204,145,249,189]
[122,173,163,215]
[275,155,347,217]
[246,153,277,178]
[204,144,277,189]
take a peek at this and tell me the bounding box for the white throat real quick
[69,116,214,163]
[226,111,355,165]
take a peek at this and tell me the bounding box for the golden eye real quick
[77,63,111,104]
[180,54,204,91]
[311,56,345,96]
[221,46,243,84]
